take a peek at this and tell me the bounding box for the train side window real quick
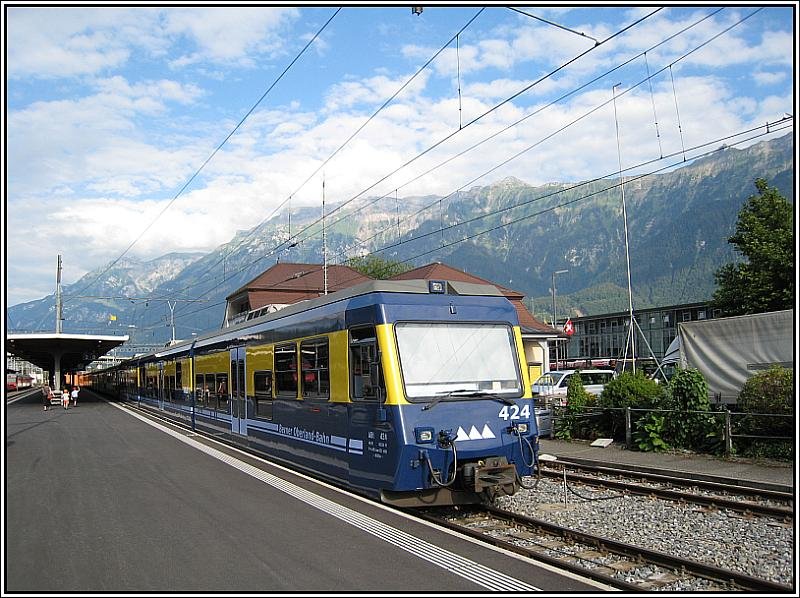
[195,374,206,406]
[204,373,216,409]
[216,373,229,412]
[253,370,273,420]
[350,326,378,401]
[301,338,329,400]
[275,344,298,398]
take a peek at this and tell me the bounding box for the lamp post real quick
[551,269,568,369]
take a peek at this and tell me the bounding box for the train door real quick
[158,362,165,410]
[347,326,396,489]
[230,347,247,436]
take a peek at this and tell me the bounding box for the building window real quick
[301,338,330,400]
[682,311,691,322]
[275,344,298,398]
[698,310,706,320]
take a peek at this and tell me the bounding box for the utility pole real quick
[612,83,636,373]
[322,175,328,296]
[55,254,63,334]
[551,269,568,370]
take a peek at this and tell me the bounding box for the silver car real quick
[531,369,616,406]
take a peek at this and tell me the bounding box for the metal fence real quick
[542,406,793,458]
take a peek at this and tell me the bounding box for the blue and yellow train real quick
[89,279,540,506]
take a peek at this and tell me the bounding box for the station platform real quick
[6,391,603,593]
[538,437,794,491]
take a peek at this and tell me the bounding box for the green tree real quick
[345,255,411,279]
[711,178,794,316]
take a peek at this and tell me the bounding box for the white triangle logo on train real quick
[455,425,496,441]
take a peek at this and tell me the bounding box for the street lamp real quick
[552,269,568,369]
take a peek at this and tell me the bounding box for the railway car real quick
[90,279,540,506]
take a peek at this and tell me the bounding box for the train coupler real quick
[462,456,518,494]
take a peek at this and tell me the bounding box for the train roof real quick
[135,279,507,361]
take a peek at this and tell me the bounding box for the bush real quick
[598,371,664,441]
[735,366,794,460]
[634,413,670,452]
[737,366,793,414]
[666,368,718,451]
[555,373,597,440]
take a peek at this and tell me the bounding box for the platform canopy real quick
[6,333,128,388]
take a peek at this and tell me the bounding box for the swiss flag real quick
[563,318,574,336]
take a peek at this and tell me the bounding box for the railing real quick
[544,405,793,459]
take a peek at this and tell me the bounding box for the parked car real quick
[531,369,616,406]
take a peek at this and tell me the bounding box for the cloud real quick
[6,6,300,79]
[5,7,794,306]
[6,7,162,79]
[163,7,299,67]
[7,77,206,197]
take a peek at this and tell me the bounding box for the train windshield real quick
[395,322,522,400]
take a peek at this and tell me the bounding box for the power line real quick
[168,7,664,315]
[352,122,794,264]
[330,7,761,260]
[508,7,600,45]
[165,8,488,311]
[165,120,792,326]
[63,7,342,305]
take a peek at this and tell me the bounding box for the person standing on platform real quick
[42,384,52,411]
[61,388,70,410]
[71,386,80,407]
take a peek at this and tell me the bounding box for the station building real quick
[558,301,719,366]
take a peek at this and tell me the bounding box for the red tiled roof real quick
[227,262,371,300]
[390,262,521,297]
[391,262,558,336]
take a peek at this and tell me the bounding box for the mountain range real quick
[7,132,794,348]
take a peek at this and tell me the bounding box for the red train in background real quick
[6,371,34,392]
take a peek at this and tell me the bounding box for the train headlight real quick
[428,280,446,294]
[415,427,435,443]
[510,421,530,434]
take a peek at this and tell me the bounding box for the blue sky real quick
[4,3,796,308]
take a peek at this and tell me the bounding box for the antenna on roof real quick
[322,175,328,296]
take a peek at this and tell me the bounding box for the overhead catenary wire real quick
[165,120,792,327]
[507,6,600,45]
[316,7,726,249]
[167,8,488,305]
[331,7,762,260]
[63,7,342,305]
[168,7,665,315]
[246,4,734,269]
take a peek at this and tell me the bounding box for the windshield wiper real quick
[422,389,516,410]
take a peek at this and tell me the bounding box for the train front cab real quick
[346,286,540,507]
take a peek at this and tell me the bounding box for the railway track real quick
[419,505,794,592]
[539,460,793,519]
